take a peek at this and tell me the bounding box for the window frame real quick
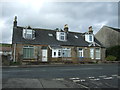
[23,29,35,39]
[23,46,34,59]
[95,48,101,59]
[89,35,92,42]
[90,48,94,59]
[62,48,71,57]
[78,48,84,57]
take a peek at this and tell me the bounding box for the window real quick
[61,36,65,40]
[52,49,61,57]
[54,52,56,56]
[74,35,78,39]
[56,32,67,41]
[52,48,71,58]
[62,48,71,57]
[23,46,34,59]
[89,35,92,41]
[60,32,66,41]
[58,50,61,57]
[85,34,94,43]
[90,48,94,59]
[78,48,83,57]
[95,48,100,59]
[23,29,35,39]
[48,33,53,36]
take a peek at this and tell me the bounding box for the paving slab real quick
[2,78,81,88]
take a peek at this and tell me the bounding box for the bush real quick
[10,61,21,65]
[106,55,117,61]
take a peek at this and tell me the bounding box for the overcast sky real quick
[0,1,118,44]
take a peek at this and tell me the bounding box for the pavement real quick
[2,78,82,88]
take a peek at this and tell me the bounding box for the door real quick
[42,49,48,62]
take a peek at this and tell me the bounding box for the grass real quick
[0,43,11,47]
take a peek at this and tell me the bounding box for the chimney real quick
[88,26,93,34]
[13,16,17,27]
[64,24,69,33]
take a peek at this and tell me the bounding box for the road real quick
[2,63,120,88]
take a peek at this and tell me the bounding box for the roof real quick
[12,26,103,47]
[103,26,120,32]
[0,47,11,51]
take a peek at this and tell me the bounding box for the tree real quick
[106,45,120,61]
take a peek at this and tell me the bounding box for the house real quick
[95,26,120,48]
[0,46,12,56]
[12,16,105,64]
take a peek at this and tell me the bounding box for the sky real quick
[0,0,118,44]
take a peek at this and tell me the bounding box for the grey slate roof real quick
[12,26,103,47]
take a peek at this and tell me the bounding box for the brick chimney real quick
[13,16,17,27]
[64,24,69,33]
[88,26,93,34]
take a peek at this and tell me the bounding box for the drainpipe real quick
[13,43,16,62]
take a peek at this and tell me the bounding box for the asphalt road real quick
[2,63,120,88]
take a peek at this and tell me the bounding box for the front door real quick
[42,49,48,62]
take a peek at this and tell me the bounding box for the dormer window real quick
[60,32,66,40]
[85,33,94,43]
[23,29,35,39]
[89,35,92,41]
[56,32,67,41]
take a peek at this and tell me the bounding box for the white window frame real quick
[95,48,101,59]
[52,48,71,58]
[89,35,92,41]
[60,32,66,41]
[56,32,67,41]
[62,48,71,57]
[52,49,62,58]
[90,48,94,59]
[23,29,35,39]
[85,34,94,43]
[78,48,84,57]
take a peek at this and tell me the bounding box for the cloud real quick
[0,1,118,43]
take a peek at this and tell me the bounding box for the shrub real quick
[106,55,117,61]
[10,61,21,65]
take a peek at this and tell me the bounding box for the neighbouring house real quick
[12,16,106,64]
[95,26,120,48]
[0,46,12,56]
[0,46,12,65]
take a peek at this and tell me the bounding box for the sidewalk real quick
[2,78,82,88]
[1,62,119,68]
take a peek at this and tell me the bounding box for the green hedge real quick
[106,55,117,61]
[106,45,120,61]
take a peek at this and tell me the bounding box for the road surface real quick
[2,63,120,88]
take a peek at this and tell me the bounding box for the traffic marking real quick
[53,78,64,80]
[103,77,113,80]
[99,75,107,78]
[88,76,95,79]
[90,78,100,81]
[73,80,80,82]
[69,77,79,80]
[111,74,118,77]
[80,79,85,82]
